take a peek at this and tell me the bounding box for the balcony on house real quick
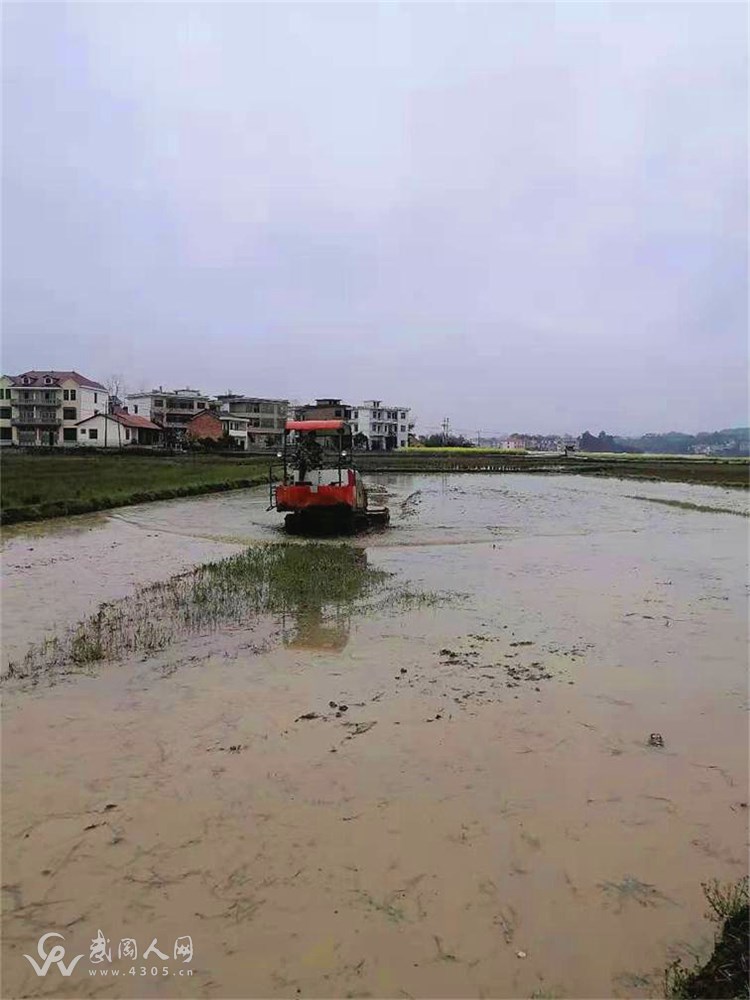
[12,407,62,426]
[12,389,62,405]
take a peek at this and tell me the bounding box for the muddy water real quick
[2,474,748,999]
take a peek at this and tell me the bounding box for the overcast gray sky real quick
[2,2,747,436]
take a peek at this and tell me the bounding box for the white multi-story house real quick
[218,412,251,449]
[0,370,109,446]
[352,400,411,450]
[126,387,213,440]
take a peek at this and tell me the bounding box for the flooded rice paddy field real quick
[2,474,748,999]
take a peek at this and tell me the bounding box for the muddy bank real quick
[2,474,748,998]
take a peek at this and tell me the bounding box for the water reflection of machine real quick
[277,546,377,651]
[268,419,389,534]
[280,605,353,651]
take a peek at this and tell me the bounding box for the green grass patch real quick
[666,877,749,999]
[0,452,272,524]
[5,543,446,683]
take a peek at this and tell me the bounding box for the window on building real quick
[80,428,87,436]
[0,407,10,419]
[63,389,69,400]
[45,377,53,384]
[133,405,138,414]
[89,428,98,440]
[0,427,11,440]
[401,425,406,432]
[125,429,131,440]
[94,392,98,403]
[63,408,77,421]
[155,399,164,407]
[334,409,342,417]
[70,389,77,400]
[63,428,77,442]
[400,411,406,419]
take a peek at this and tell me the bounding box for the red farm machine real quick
[268,419,389,534]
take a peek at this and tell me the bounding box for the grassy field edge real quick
[1,451,747,526]
[0,473,270,526]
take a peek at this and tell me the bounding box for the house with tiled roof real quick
[0,370,110,447]
[76,409,163,448]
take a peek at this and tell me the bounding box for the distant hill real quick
[610,428,749,457]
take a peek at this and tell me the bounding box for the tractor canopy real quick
[285,419,346,433]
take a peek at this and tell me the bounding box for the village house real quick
[126,387,213,440]
[0,370,109,446]
[215,394,288,448]
[185,409,250,449]
[352,400,411,450]
[294,398,353,421]
[76,410,163,447]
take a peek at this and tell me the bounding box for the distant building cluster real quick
[500,433,577,452]
[0,372,413,452]
[294,399,412,451]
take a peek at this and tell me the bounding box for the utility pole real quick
[442,417,450,445]
[476,430,481,448]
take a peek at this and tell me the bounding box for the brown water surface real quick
[2,474,747,998]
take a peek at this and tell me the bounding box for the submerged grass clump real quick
[665,877,749,999]
[629,495,749,517]
[5,543,443,683]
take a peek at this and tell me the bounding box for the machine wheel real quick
[284,513,304,534]
[284,508,355,536]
